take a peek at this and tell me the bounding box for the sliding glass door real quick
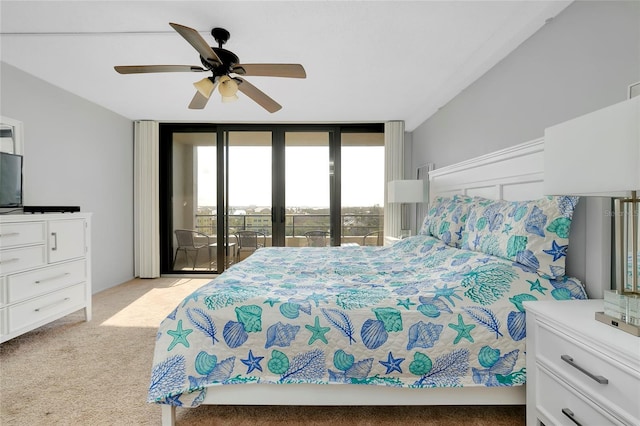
[284,131,334,247]
[160,126,236,273]
[160,123,384,275]
[160,126,278,273]
[226,130,274,258]
[341,131,385,245]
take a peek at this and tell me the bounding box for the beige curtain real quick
[134,120,160,278]
[383,121,405,243]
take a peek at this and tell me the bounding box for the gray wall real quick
[411,0,640,170]
[409,0,639,289]
[1,62,134,294]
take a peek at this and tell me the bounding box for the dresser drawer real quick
[536,322,639,421]
[536,365,624,426]
[0,221,46,248]
[7,283,86,334]
[6,260,86,303]
[0,245,47,275]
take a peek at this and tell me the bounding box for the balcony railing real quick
[195,213,382,239]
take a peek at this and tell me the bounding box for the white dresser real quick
[525,299,640,426]
[0,213,92,343]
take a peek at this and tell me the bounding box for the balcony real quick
[168,213,383,271]
[194,213,383,247]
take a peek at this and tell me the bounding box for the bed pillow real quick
[419,194,474,247]
[460,195,580,279]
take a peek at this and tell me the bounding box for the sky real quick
[197,145,384,208]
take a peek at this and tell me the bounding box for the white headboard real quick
[428,138,610,299]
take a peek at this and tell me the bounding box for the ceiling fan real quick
[114,23,306,113]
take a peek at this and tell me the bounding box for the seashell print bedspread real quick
[148,235,587,407]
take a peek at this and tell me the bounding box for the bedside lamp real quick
[544,95,640,335]
[388,180,424,236]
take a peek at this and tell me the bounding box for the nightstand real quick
[524,300,640,426]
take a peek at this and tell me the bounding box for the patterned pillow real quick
[419,194,474,247]
[460,196,580,279]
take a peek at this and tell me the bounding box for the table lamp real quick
[544,94,640,336]
[388,180,424,236]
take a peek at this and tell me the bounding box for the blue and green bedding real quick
[148,233,586,407]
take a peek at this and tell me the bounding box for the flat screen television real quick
[0,152,23,208]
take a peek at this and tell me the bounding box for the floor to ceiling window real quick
[284,131,332,247]
[226,131,274,260]
[159,123,383,275]
[341,131,385,246]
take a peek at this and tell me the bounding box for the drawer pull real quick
[0,258,20,265]
[561,354,609,384]
[51,232,58,251]
[0,232,20,238]
[34,297,71,312]
[561,408,582,426]
[35,273,71,284]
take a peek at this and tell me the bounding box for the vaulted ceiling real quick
[0,1,571,131]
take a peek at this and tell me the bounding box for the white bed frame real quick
[162,138,611,425]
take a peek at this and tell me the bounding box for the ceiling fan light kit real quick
[114,23,306,113]
[221,94,239,103]
[218,75,239,99]
[193,77,216,98]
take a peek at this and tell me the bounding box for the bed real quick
[151,138,610,425]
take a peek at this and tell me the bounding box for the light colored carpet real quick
[0,278,525,425]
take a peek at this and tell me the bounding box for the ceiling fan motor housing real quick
[200,47,239,77]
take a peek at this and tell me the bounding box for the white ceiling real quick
[0,1,571,131]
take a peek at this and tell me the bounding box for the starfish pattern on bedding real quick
[379,352,405,374]
[543,240,567,261]
[166,320,193,351]
[527,278,547,295]
[241,349,264,373]
[448,314,475,344]
[263,297,280,307]
[396,298,415,310]
[305,316,331,345]
[164,394,183,406]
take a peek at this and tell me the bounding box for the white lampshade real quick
[388,180,424,203]
[544,96,640,196]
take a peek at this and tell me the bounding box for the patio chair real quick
[235,230,266,260]
[362,230,384,246]
[305,230,329,247]
[173,229,214,270]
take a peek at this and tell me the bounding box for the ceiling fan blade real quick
[114,65,206,74]
[169,22,221,64]
[188,91,210,109]
[232,64,306,78]
[236,77,282,113]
